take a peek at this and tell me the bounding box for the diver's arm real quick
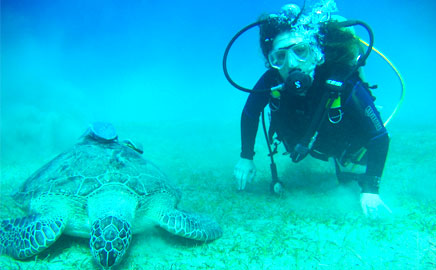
[347,80,389,194]
[240,108,259,159]
[235,70,277,191]
[360,133,389,193]
[240,93,269,159]
[240,70,277,159]
[345,80,392,217]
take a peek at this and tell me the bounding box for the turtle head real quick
[90,216,132,269]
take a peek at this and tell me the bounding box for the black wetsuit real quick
[240,68,389,193]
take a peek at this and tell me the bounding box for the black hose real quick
[335,20,374,79]
[261,110,274,164]
[223,19,374,95]
[261,110,280,184]
[222,20,267,93]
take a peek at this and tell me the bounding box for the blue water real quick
[1,1,436,269]
[2,0,435,125]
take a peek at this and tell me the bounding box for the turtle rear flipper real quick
[0,215,65,259]
[158,210,222,241]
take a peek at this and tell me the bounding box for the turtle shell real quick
[14,138,181,208]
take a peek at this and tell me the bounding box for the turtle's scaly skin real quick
[1,137,222,269]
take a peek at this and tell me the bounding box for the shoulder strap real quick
[291,78,346,162]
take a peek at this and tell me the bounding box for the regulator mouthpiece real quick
[285,69,313,95]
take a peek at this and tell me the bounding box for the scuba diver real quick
[227,1,392,217]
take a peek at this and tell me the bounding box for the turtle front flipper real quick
[158,210,222,241]
[90,216,132,269]
[0,214,65,259]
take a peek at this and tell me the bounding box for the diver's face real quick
[269,31,318,81]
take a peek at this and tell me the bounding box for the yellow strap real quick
[358,39,406,126]
[348,40,405,169]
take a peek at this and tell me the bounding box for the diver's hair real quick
[258,14,293,61]
[318,21,362,70]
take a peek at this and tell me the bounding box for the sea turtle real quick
[0,123,222,269]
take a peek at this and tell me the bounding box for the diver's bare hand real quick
[234,158,256,190]
[360,193,392,218]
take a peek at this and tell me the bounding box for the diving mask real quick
[268,42,312,70]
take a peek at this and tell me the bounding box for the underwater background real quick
[1,0,435,269]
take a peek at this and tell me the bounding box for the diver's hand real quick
[234,158,256,191]
[360,193,392,218]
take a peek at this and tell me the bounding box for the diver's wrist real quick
[240,151,255,160]
[359,175,381,194]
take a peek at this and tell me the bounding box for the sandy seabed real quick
[1,120,435,270]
